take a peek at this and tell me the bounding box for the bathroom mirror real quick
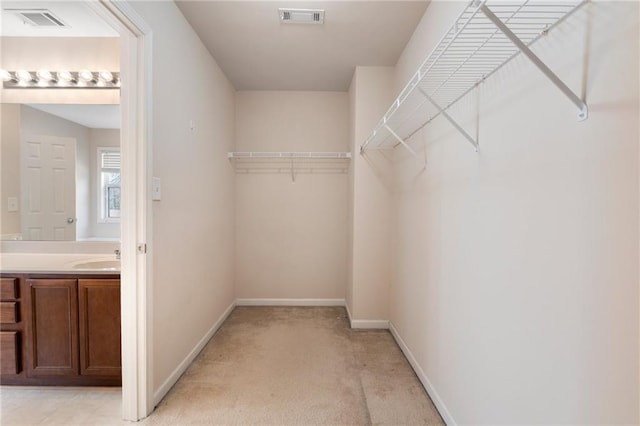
[0,103,121,241]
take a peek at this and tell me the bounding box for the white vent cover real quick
[279,8,324,24]
[9,9,67,27]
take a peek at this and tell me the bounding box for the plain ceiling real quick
[2,0,430,127]
[176,1,430,91]
[28,104,121,129]
[2,1,430,91]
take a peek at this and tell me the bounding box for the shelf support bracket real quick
[418,88,479,151]
[290,157,296,182]
[480,4,588,121]
[383,125,426,169]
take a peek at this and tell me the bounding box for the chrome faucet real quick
[115,249,121,260]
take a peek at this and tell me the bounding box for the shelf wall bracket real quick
[418,87,479,151]
[480,4,588,121]
[383,124,426,169]
[290,157,296,182]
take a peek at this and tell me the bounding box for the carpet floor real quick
[144,306,444,425]
[1,306,444,425]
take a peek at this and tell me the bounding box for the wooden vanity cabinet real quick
[0,274,120,386]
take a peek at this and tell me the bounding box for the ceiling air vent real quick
[279,8,324,24]
[9,9,68,27]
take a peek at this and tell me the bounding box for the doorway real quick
[88,1,153,420]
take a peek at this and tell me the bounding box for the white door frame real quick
[87,0,153,421]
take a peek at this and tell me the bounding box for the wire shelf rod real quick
[406,0,583,142]
[228,152,352,159]
[425,3,524,106]
[361,0,587,153]
[371,0,487,135]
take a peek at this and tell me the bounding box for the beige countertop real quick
[0,253,120,274]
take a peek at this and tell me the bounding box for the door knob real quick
[67,217,76,224]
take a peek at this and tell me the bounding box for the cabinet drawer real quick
[1,331,20,374]
[0,301,18,323]
[0,278,18,300]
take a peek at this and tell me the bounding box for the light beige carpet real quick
[144,306,443,425]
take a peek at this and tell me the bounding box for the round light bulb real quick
[98,70,113,82]
[0,69,13,82]
[16,70,33,82]
[36,70,53,82]
[78,69,94,82]
[57,71,73,82]
[37,79,49,87]
[96,80,106,87]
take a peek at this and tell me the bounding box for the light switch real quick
[7,197,18,212]
[189,119,196,132]
[152,177,161,201]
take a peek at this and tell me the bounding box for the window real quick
[98,148,121,223]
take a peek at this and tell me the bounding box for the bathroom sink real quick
[72,260,120,271]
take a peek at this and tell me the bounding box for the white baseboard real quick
[389,322,455,425]
[344,301,389,329]
[351,319,389,329]
[236,298,345,307]
[344,301,353,325]
[153,300,236,406]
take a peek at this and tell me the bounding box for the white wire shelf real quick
[361,0,587,158]
[228,152,351,182]
[228,152,351,160]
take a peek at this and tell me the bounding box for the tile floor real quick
[0,386,124,425]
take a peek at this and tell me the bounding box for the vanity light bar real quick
[1,70,121,89]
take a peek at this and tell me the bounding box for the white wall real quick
[0,104,21,237]
[388,1,639,424]
[128,0,236,403]
[235,91,348,300]
[348,67,395,323]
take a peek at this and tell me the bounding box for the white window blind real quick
[101,150,121,169]
[98,148,121,223]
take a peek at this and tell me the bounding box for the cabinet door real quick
[25,279,79,377]
[1,331,20,374]
[78,279,121,377]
